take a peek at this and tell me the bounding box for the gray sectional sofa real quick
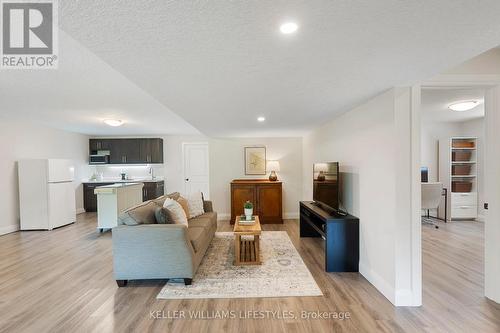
[112,192,217,287]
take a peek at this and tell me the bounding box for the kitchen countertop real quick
[83,178,164,184]
[95,183,144,189]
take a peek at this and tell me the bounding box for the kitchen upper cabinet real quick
[89,138,163,165]
[89,139,111,152]
[140,138,163,164]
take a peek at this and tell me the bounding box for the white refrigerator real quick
[18,159,77,230]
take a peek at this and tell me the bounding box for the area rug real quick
[157,231,323,299]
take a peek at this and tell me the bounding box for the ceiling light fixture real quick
[280,22,298,34]
[257,116,266,122]
[103,119,124,127]
[448,100,480,112]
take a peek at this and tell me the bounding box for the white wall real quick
[421,121,463,182]
[303,88,419,306]
[209,137,303,220]
[160,136,303,220]
[0,119,89,235]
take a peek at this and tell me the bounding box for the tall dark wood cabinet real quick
[230,180,282,224]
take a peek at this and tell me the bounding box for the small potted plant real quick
[244,201,253,220]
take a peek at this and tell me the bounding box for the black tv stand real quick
[311,201,347,217]
[300,201,359,272]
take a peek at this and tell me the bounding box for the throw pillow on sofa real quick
[176,196,191,219]
[118,201,158,226]
[154,207,174,224]
[163,198,188,226]
[152,192,181,206]
[187,192,205,218]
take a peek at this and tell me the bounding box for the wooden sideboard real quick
[230,179,283,224]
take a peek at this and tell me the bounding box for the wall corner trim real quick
[0,224,20,236]
[359,262,396,305]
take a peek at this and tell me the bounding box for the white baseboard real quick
[0,224,20,236]
[76,208,86,215]
[359,262,421,306]
[217,213,231,221]
[359,262,395,305]
[284,212,299,219]
[395,289,420,306]
[476,214,485,222]
[217,212,299,221]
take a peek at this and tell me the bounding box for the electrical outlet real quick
[484,203,489,210]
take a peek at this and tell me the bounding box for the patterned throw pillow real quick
[154,207,173,224]
[176,196,190,219]
[187,192,205,218]
[163,198,188,226]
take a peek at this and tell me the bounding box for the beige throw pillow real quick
[187,192,205,218]
[176,196,190,219]
[163,198,188,226]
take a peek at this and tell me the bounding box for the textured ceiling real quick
[3,1,500,137]
[57,0,500,137]
[0,31,199,136]
[421,88,485,123]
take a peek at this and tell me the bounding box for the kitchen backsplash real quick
[84,164,165,180]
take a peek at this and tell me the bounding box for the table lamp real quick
[267,160,280,181]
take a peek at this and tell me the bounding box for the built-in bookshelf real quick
[438,137,478,221]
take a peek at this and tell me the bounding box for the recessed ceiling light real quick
[103,119,124,127]
[280,22,298,34]
[448,101,480,112]
[257,116,266,122]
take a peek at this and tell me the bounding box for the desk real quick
[425,187,448,222]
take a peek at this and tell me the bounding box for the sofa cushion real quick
[188,227,212,253]
[188,212,217,229]
[152,192,180,206]
[119,201,157,225]
[163,198,188,226]
[154,207,174,224]
[176,196,190,219]
[187,192,205,218]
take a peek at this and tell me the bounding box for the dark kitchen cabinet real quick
[84,181,164,211]
[142,181,165,201]
[140,138,163,164]
[83,183,114,212]
[89,139,111,152]
[89,138,163,165]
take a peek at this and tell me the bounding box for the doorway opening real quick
[419,86,487,312]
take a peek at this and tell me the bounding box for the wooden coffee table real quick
[233,216,261,265]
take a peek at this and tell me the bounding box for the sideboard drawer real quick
[451,205,477,219]
[452,192,477,206]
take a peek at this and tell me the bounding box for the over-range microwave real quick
[89,153,110,164]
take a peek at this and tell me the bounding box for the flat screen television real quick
[313,162,339,212]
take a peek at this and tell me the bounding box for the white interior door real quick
[484,86,500,303]
[183,143,210,199]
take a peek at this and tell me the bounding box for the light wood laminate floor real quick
[0,215,499,333]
